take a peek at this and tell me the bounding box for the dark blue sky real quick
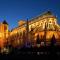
[0,0,60,30]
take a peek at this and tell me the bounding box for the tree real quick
[36,34,40,44]
[50,34,56,55]
[36,34,41,48]
[50,35,56,47]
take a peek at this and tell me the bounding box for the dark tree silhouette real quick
[36,34,40,44]
[50,35,57,55]
[50,35,56,47]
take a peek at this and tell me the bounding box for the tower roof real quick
[3,20,8,25]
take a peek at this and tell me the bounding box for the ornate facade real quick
[9,11,60,47]
[0,11,60,48]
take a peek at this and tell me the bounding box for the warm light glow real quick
[9,11,60,48]
[0,11,60,49]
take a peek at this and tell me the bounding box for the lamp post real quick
[44,22,47,47]
[26,18,30,48]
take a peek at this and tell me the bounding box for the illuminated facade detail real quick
[0,20,9,48]
[9,11,60,47]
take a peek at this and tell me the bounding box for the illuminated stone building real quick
[10,11,60,47]
[0,20,9,48]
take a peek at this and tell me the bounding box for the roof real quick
[3,20,8,25]
[43,10,52,15]
[11,10,56,31]
[29,10,55,22]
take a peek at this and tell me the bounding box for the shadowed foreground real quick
[0,46,60,59]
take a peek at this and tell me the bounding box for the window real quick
[4,25,7,31]
[49,21,51,23]
[53,21,55,25]
[41,23,42,25]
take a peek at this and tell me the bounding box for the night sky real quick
[0,0,60,30]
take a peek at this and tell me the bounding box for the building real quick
[0,20,9,48]
[9,11,60,47]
